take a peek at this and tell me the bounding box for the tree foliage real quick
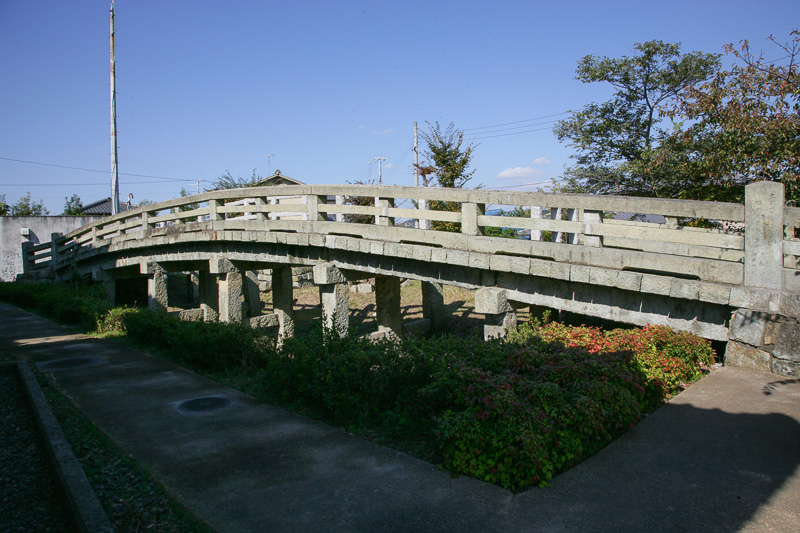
[206,169,263,191]
[2,192,49,216]
[62,194,84,215]
[663,31,800,202]
[415,121,478,231]
[554,41,720,197]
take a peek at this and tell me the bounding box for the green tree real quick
[0,194,8,216]
[664,31,800,203]
[416,121,478,231]
[8,192,49,215]
[554,41,720,197]
[206,169,263,191]
[62,194,84,215]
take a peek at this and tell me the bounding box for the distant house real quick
[81,197,132,217]
[249,169,309,221]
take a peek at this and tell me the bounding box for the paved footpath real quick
[1,302,799,532]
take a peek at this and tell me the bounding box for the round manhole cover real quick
[178,396,231,413]
[45,357,96,369]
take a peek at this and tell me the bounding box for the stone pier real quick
[475,287,517,340]
[313,263,349,337]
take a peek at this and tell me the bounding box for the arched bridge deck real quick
[20,182,800,374]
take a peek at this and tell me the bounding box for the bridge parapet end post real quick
[49,233,62,272]
[461,202,485,236]
[21,241,34,275]
[744,181,784,290]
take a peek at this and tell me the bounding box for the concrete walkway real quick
[1,302,798,532]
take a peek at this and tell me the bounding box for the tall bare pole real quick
[370,156,386,184]
[414,121,419,187]
[110,1,120,215]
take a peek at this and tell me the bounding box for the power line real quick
[463,112,570,131]
[0,156,192,182]
[468,125,556,140]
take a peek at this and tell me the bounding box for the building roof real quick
[81,197,132,216]
[254,170,305,187]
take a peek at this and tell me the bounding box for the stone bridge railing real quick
[19,181,800,376]
[24,181,799,291]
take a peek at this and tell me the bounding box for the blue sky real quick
[1,0,797,213]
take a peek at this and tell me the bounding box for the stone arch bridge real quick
[21,182,800,376]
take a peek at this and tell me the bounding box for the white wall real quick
[0,216,100,281]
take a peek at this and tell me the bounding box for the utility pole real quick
[370,156,386,184]
[110,1,120,215]
[414,121,419,187]
[195,178,205,195]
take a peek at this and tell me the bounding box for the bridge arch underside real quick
[63,230,733,341]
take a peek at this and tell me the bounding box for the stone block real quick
[448,249,470,267]
[431,248,448,263]
[771,358,800,377]
[772,321,800,361]
[780,293,800,318]
[588,268,617,288]
[475,287,512,315]
[489,255,511,272]
[249,314,279,328]
[724,341,772,373]
[615,271,642,292]
[468,253,490,270]
[510,257,530,275]
[529,259,551,277]
[728,309,770,346]
[178,308,204,322]
[699,283,731,305]
[412,246,432,263]
[549,262,571,281]
[397,244,415,259]
[383,242,399,257]
[313,263,346,285]
[670,279,700,300]
[369,241,385,255]
[641,274,671,296]
[570,265,590,284]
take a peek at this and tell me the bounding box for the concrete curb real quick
[14,360,114,533]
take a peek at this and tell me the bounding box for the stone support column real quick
[199,271,219,322]
[421,281,446,331]
[475,287,517,340]
[313,263,349,337]
[244,270,263,318]
[218,271,243,324]
[272,266,295,342]
[375,276,402,338]
[144,262,168,312]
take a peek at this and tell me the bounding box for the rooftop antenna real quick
[110,1,120,215]
[262,154,275,175]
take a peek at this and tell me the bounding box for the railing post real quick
[254,197,267,221]
[461,202,484,236]
[307,195,327,221]
[566,208,579,244]
[417,198,431,230]
[375,197,395,226]
[744,181,784,290]
[551,207,563,243]
[530,206,543,241]
[209,199,222,221]
[49,233,62,272]
[335,195,344,223]
[583,210,603,247]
